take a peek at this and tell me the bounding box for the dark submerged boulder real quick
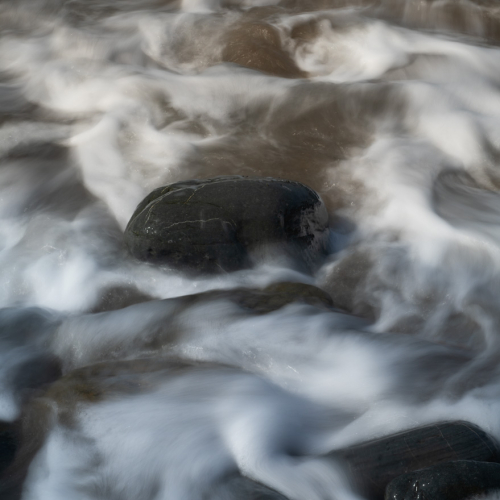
[124,176,329,274]
[328,421,500,500]
[385,460,500,500]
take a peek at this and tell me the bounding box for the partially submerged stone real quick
[183,281,335,315]
[124,176,329,274]
[328,421,500,500]
[385,460,500,500]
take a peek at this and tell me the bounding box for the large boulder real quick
[328,421,500,500]
[385,460,500,500]
[124,176,329,274]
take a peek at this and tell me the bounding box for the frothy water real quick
[2,1,500,499]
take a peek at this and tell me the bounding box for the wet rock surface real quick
[329,421,500,500]
[124,176,330,274]
[385,460,500,500]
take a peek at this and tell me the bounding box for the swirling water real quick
[2,0,500,499]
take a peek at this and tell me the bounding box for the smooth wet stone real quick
[385,460,500,500]
[124,176,329,274]
[328,421,500,500]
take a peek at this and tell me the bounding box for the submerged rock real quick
[222,20,305,78]
[0,308,62,409]
[124,176,329,274]
[0,360,291,500]
[385,460,500,500]
[0,421,17,477]
[90,285,154,313]
[328,421,500,500]
[183,281,335,315]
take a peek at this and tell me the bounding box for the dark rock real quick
[90,285,154,313]
[124,176,329,274]
[319,247,376,319]
[385,460,500,500]
[188,282,335,315]
[0,308,62,405]
[10,353,62,397]
[0,399,54,500]
[0,307,59,345]
[328,421,500,500]
[0,421,17,477]
[257,282,334,310]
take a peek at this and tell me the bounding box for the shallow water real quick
[2,0,500,499]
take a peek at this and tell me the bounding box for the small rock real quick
[328,421,500,500]
[124,176,329,274]
[385,460,500,500]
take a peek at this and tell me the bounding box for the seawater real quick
[2,1,500,499]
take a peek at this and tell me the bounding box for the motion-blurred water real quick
[2,1,500,499]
